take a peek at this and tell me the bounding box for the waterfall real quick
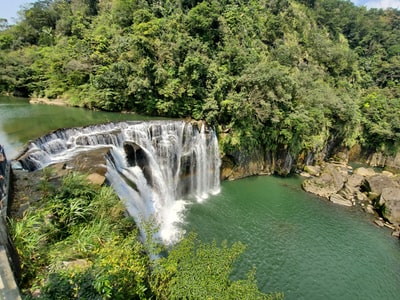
[17,121,221,244]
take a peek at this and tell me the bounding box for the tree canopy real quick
[1,0,399,155]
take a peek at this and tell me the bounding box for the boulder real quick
[330,194,353,206]
[345,173,364,194]
[303,165,321,176]
[363,174,399,196]
[379,187,400,224]
[355,191,369,202]
[354,167,376,177]
[302,163,346,199]
[300,172,312,178]
[87,173,105,185]
[382,170,394,177]
[364,204,375,214]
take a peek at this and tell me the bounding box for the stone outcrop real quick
[302,163,347,199]
[302,160,400,234]
[219,141,400,180]
[220,146,319,180]
[353,167,376,177]
[221,147,269,180]
[367,152,400,171]
[378,188,400,224]
[362,174,399,196]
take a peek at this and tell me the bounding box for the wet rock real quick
[67,147,110,176]
[220,148,268,180]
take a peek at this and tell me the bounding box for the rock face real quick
[221,147,270,180]
[220,142,400,180]
[220,146,316,179]
[367,152,400,171]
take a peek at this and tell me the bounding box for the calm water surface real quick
[1,96,400,299]
[0,96,161,158]
[184,176,400,300]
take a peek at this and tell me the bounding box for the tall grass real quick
[10,170,151,299]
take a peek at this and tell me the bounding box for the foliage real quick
[0,0,399,155]
[151,232,283,299]
[10,172,152,299]
[11,169,277,299]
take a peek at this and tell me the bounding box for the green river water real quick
[1,96,399,299]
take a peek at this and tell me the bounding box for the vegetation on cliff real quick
[10,170,281,299]
[0,0,399,156]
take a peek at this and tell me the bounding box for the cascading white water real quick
[17,121,221,244]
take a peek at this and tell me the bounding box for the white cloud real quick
[352,0,400,9]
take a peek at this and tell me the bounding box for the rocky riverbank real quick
[301,161,400,238]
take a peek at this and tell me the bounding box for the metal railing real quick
[0,145,21,299]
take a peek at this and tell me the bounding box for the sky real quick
[352,0,400,9]
[0,0,31,23]
[0,0,399,24]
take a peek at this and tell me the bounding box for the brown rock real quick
[379,187,400,224]
[302,163,346,199]
[87,173,105,185]
[364,174,399,195]
[303,165,321,176]
[354,167,376,177]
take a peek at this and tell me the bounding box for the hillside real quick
[0,0,399,160]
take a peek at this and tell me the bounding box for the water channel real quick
[1,96,399,299]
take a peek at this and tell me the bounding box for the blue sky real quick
[352,0,400,9]
[0,0,399,24]
[0,0,31,23]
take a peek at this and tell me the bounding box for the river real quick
[1,96,400,299]
[0,96,162,158]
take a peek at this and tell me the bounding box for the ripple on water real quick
[184,176,400,300]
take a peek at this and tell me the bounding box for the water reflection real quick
[0,96,161,158]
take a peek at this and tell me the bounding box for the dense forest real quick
[0,0,399,158]
[2,1,399,298]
